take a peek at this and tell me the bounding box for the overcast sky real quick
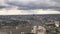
[0,0,60,15]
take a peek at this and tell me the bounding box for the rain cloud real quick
[0,0,60,11]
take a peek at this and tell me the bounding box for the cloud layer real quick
[0,10,60,15]
[0,0,60,11]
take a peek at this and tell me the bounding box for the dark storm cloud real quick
[0,5,12,10]
[0,0,60,11]
[0,6,5,9]
[0,0,13,10]
[6,1,50,10]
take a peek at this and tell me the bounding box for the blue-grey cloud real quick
[0,6,5,9]
[0,5,13,10]
[0,0,60,11]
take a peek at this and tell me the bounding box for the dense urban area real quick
[0,14,60,34]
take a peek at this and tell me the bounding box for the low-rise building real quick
[31,26,46,34]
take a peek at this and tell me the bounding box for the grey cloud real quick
[0,5,13,10]
[0,0,13,10]
[0,6,6,9]
[0,0,60,11]
[6,0,51,10]
[52,0,60,2]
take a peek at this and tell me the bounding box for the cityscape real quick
[0,0,60,34]
[0,14,60,34]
